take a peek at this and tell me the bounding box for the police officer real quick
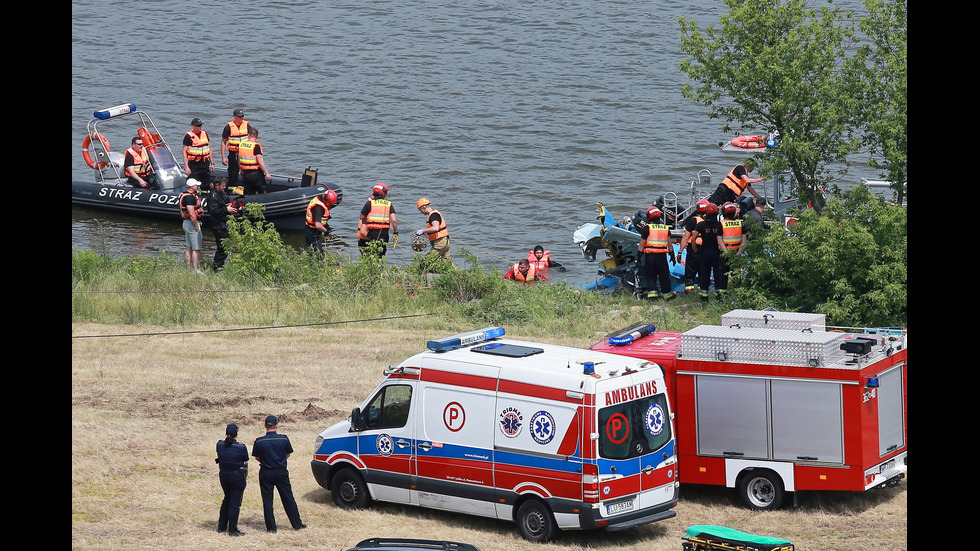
[252,415,305,532]
[216,423,248,537]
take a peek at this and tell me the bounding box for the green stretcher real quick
[682,525,795,551]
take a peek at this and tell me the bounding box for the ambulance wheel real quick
[331,467,371,509]
[516,499,557,543]
[738,470,784,510]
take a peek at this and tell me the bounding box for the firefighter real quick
[718,201,746,298]
[305,189,339,257]
[689,202,725,302]
[675,199,709,293]
[415,197,450,259]
[638,206,676,300]
[708,161,765,205]
[358,182,398,256]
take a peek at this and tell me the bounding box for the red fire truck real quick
[591,309,907,509]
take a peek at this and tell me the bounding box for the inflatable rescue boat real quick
[72,104,342,230]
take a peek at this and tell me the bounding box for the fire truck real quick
[591,309,907,510]
[311,327,679,542]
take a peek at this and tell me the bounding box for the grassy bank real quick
[72,323,907,551]
[72,245,724,340]
[72,248,907,550]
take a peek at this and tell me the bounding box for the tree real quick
[729,185,906,327]
[856,0,907,204]
[679,0,864,213]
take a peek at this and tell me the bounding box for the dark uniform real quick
[216,424,248,536]
[252,416,304,532]
[693,215,724,301]
[206,183,235,270]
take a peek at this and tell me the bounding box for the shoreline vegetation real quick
[73,234,907,550]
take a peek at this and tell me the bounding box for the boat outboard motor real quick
[737,196,753,214]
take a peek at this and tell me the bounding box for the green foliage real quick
[856,0,907,203]
[338,241,391,294]
[72,248,111,283]
[729,186,906,326]
[678,0,896,213]
[432,250,507,304]
[225,204,295,283]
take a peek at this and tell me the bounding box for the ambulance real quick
[591,309,908,510]
[311,327,679,542]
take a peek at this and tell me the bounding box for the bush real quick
[729,185,906,326]
[225,204,295,283]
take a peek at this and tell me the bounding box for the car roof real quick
[346,539,481,551]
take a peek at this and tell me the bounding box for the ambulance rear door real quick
[594,369,675,519]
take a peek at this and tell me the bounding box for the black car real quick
[345,539,481,551]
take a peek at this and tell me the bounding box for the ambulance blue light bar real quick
[428,327,505,352]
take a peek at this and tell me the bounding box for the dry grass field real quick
[72,322,907,551]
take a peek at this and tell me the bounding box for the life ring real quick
[731,135,767,149]
[82,132,111,169]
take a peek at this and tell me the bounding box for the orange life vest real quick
[306,197,330,229]
[722,219,743,251]
[526,250,551,270]
[643,224,670,254]
[426,209,448,241]
[125,147,151,178]
[226,120,249,152]
[721,165,749,196]
[238,139,260,171]
[185,130,211,162]
[179,191,203,220]
[512,263,539,281]
[365,199,392,230]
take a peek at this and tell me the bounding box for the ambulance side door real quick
[413,358,499,515]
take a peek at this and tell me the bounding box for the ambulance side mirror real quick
[351,407,366,431]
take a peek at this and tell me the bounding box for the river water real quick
[72,0,873,284]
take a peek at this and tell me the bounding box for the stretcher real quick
[682,525,794,551]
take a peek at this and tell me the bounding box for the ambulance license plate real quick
[606,498,633,515]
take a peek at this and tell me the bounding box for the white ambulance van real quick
[311,327,678,542]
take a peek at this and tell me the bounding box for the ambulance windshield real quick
[598,394,671,459]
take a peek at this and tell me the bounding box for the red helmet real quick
[373,182,389,197]
[646,206,663,220]
[696,199,710,214]
[322,189,338,206]
[703,202,719,215]
[722,202,739,216]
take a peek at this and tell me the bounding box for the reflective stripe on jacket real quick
[185,130,211,162]
[643,224,670,254]
[366,199,392,229]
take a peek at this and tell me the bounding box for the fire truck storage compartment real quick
[695,375,843,463]
[679,324,849,367]
[720,309,827,332]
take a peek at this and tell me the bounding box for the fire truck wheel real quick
[738,470,784,510]
[331,467,371,510]
[516,499,557,543]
